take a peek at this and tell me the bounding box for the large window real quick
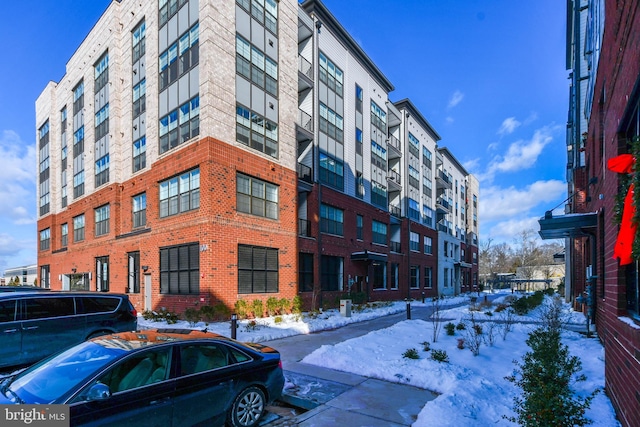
[408,132,420,158]
[128,252,140,294]
[321,255,343,291]
[38,121,50,216]
[235,35,278,97]
[319,152,344,190]
[95,205,110,237]
[94,52,109,93]
[410,266,419,289]
[133,193,147,228]
[238,245,279,294]
[132,20,146,63]
[61,223,68,248]
[320,204,343,236]
[133,136,146,172]
[371,141,387,170]
[235,104,278,158]
[236,174,278,219]
[319,103,344,142]
[95,153,109,187]
[319,52,343,97]
[236,0,278,35]
[410,231,419,252]
[159,23,199,90]
[424,236,433,254]
[132,80,146,118]
[371,181,387,208]
[160,242,200,294]
[160,95,200,153]
[409,166,420,189]
[370,101,386,132]
[372,220,387,245]
[73,214,85,242]
[299,253,314,292]
[424,267,433,289]
[40,265,50,289]
[39,229,50,251]
[408,198,420,221]
[372,262,386,290]
[96,256,109,292]
[159,169,200,218]
[95,104,109,141]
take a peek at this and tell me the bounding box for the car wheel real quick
[227,386,265,427]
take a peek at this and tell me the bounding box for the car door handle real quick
[149,397,170,405]
[23,326,39,330]
[3,329,18,334]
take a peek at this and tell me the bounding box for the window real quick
[39,229,50,251]
[371,181,387,208]
[356,172,364,198]
[408,198,420,221]
[408,132,420,158]
[355,84,363,113]
[319,52,343,97]
[95,153,109,187]
[93,347,171,394]
[372,220,387,245]
[321,256,343,291]
[39,121,50,216]
[319,152,344,190]
[73,81,84,115]
[61,223,68,247]
[96,256,109,292]
[424,236,433,254]
[133,136,146,172]
[133,193,147,228]
[237,0,278,35]
[94,104,109,141]
[356,215,363,240]
[299,253,314,292]
[236,174,278,219]
[424,267,433,289]
[40,265,50,289]
[25,298,74,320]
[423,176,433,199]
[410,231,419,251]
[94,52,109,94]
[320,204,344,236]
[73,170,85,199]
[371,141,387,170]
[235,35,278,96]
[128,252,140,294]
[159,23,199,90]
[159,0,189,27]
[410,266,419,289]
[160,95,200,153]
[95,205,110,237]
[423,146,432,168]
[235,104,278,158]
[372,262,386,290]
[370,101,386,132]
[238,245,279,294]
[159,169,200,218]
[319,103,344,142]
[132,20,146,63]
[390,263,399,289]
[160,242,200,294]
[409,166,420,189]
[73,214,85,242]
[132,79,146,118]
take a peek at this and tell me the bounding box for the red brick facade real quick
[38,137,299,316]
[574,2,640,425]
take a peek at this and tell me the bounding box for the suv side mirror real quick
[85,383,112,401]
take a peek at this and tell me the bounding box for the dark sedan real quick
[0,329,284,427]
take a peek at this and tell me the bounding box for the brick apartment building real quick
[540,0,640,425]
[36,0,478,315]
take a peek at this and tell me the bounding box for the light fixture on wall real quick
[71,268,77,273]
[142,265,149,272]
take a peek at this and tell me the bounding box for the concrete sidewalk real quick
[263,307,441,426]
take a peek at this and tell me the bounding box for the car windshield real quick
[5,341,123,403]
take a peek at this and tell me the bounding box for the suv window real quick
[24,297,75,320]
[0,300,16,323]
[77,296,120,314]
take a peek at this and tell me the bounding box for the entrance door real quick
[144,274,152,311]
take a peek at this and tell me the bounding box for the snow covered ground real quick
[139,291,621,426]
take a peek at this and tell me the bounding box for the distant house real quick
[2,265,38,287]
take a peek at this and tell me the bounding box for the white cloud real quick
[445,116,454,124]
[483,216,544,244]
[479,180,566,223]
[462,158,480,173]
[447,90,464,109]
[497,117,521,136]
[487,142,499,152]
[0,130,37,225]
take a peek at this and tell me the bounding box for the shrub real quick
[505,326,599,426]
[421,341,431,352]
[266,297,280,316]
[274,316,283,324]
[402,348,420,359]
[430,349,449,363]
[494,303,509,313]
[445,322,456,335]
[279,297,292,314]
[183,307,201,326]
[213,302,231,320]
[544,287,555,296]
[456,322,466,330]
[251,299,264,318]
[198,305,216,322]
[292,296,303,314]
[234,300,249,319]
[485,311,493,317]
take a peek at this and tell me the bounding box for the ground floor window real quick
[299,253,314,292]
[238,245,279,294]
[69,273,90,291]
[96,256,109,292]
[40,265,50,289]
[128,252,140,294]
[321,256,343,291]
[390,263,399,289]
[160,242,200,294]
[424,266,432,289]
[410,265,419,289]
[625,262,639,316]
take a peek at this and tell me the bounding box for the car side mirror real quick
[85,383,112,401]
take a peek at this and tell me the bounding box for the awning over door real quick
[351,250,387,262]
[538,211,598,239]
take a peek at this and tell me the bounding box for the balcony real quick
[297,109,313,134]
[389,204,401,218]
[387,169,401,191]
[297,162,312,184]
[436,197,451,213]
[387,135,401,159]
[390,241,401,253]
[436,170,452,189]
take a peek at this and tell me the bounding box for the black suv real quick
[0,292,137,369]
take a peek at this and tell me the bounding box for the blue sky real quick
[0,0,567,273]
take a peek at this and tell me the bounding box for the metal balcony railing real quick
[298,109,313,133]
[297,163,312,183]
[298,218,312,237]
[298,55,313,80]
